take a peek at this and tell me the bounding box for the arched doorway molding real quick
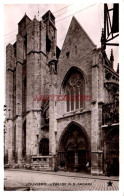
[58,121,90,172]
[58,121,90,151]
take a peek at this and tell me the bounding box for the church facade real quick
[4,10,119,175]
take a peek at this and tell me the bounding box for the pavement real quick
[4,169,119,191]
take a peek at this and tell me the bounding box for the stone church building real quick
[4,10,119,175]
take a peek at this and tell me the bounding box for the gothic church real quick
[4,10,119,175]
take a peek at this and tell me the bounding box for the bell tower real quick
[42,11,58,169]
[42,10,57,62]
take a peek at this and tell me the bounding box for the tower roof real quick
[18,13,31,25]
[42,10,55,24]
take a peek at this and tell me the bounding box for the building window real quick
[75,87,79,109]
[75,46,77,54]
[65,72,84,112]
[13,125,16,160]
[66,52,70,58]
[22,120,26,158]
[24,77,26,87]
[66,89,70,112]
[23,77,26,113]
[71,87,74,111]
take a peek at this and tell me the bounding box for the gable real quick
[57,16,95,98]
[61,16,95,54]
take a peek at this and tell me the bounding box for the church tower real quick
[42,10,57,63]
[5,10,60,170]
[42,11,58,168]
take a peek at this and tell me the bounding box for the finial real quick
[101,28,105,52]
[38,4,39,20]
[117,63,119,74]
[38,11,39,20]
[110,49,114,61]
[101,28,104,42]
[110,49,114,69]
[111,49,113,55]
[102,28,104,36]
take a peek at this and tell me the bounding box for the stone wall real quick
[31,156,52,171]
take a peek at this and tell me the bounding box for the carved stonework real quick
[104,67,119,103]
[105,68,119,82]
[102,102,119,125]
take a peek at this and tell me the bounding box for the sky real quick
[4,3,119,71]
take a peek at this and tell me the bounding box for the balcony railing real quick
[102,102,119,125]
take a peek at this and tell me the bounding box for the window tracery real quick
[65,72,84,112]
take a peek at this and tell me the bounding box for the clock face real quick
[49,25,54,36]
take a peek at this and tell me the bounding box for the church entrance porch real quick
[58,122,90,173]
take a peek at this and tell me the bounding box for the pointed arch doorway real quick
[58,122,90,172]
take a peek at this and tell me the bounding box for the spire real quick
[110,49,114,68]
[101,28,105,52]
[38,4,39,20]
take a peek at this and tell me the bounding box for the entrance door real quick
[67,150,75,171]
[112,157,119,176]
[109,152,119,176]
[78,150,87,171]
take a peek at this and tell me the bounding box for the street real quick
[4,169,119,191]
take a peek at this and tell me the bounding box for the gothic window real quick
[75,46,77,54]
[13,71,16,117]
[66,52,70,58]
[13,125,16,159]
[24,77,26,88]
[23,76,26,113]
[24,35,27,60]
[22,120,26,158]
[75,86,79,109]
[65,71,84,112]
[80,82,84,108]
[71,87,74,111]
[66,89,70,112]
